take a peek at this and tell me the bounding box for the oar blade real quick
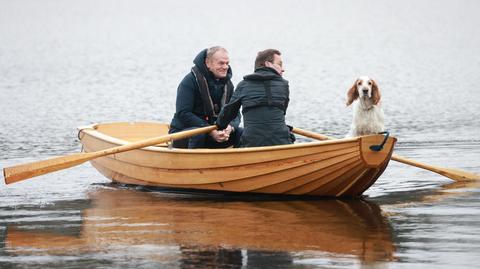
[4,152,96,184]
[438,168,480,182]
[392,154,480,182]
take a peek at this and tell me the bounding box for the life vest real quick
[191,66,234,120]
[261,80,289,113]
[241,77,289,114]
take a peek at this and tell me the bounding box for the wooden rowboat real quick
[78,121,397,197]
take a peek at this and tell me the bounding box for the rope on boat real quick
[369,131,390,152]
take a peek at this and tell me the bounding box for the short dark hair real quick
[254,49,281,70]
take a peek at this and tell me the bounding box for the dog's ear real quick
[346,79,359,106]
[371,79,381,105]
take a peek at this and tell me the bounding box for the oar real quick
[3,125,217,185]
[292,127,480,182]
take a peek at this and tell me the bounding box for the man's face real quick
[206,50,230,79]
[266,54,284,76]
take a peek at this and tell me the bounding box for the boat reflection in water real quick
[5,187,395,267]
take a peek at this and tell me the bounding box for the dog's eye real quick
[368,81,372,85]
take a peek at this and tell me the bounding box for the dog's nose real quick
[362,88,369,95]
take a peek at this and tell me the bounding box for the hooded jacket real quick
[169,49,241,132]
[216,67,293,147]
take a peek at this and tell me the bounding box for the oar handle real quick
[3,125,217,184]
[291,128,333,141]
[91,125,217,157]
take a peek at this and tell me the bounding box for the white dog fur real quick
[346,76,384,137]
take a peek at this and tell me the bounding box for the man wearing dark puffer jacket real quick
[216,49,294,147]
[169,46,242,148]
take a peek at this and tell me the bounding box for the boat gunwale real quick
[78,121,389,154]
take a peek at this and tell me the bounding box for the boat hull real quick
[78,122,396,197]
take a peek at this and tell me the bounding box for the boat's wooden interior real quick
[91,121,170,145]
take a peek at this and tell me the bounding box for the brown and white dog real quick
[346,76,384,137]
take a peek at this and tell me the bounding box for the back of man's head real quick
[254,49,281,70]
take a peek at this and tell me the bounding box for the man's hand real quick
[209,125,233,143]
[209,130,229,143]
[224,125,233,136]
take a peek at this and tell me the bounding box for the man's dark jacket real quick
[169,49,241,132]
[216,67,293,147]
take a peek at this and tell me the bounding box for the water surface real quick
[1,0,480,268]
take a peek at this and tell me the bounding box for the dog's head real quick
[346,76,381,106]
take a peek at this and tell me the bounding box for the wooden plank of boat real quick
[78,121,397,197]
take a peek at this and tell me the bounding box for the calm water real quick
[1,0,480,268]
